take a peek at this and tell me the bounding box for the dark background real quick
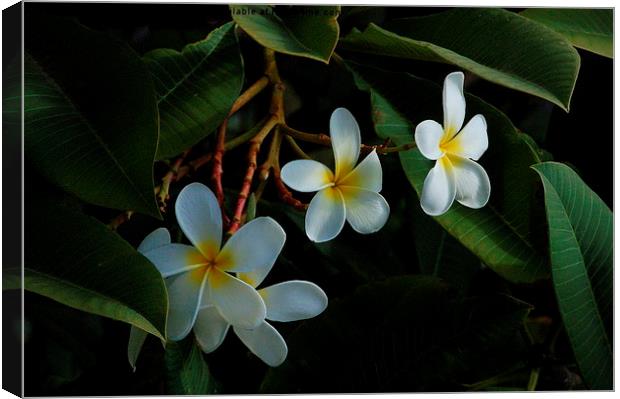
[22,3,612,395]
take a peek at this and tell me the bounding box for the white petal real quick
[175,182,222,260]
[330,107,361,179]
[420,157,456,216]
[339,187,390,234]
[165,268,208,341]
[305,187,346,243]
[281,160,334,193]
[217,217,285,278]
[339,150,382,192]
[142,243,206,278]
[443,71,466,137]
[414,120,445,160]
[450,155,491,209]
[206,268,266,329]
[137,228,171,254]
[260,281,328,322]
[128,326,148,371]
[233,321,288,367]
[446,114,488,160]
[194,306,230,353]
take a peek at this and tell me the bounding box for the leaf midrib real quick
[540,171,612,354]
[27,54,153,212]
[242,13,319,59]
[151,26,230,106]
[349,24,567,107]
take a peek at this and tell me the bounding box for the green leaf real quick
[347,61,548,283]
[339,8,580,110]
[165,339,219,394]
[521,9,613,58]
[128,326,149,371]
[261,275,532,392]
[15,18,160,217]
[231,5,340,63]
[14,190,168,340]
[144,22,244,159]
[532,162,612,389]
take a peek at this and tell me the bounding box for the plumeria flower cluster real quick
[414,71,491,216]
[133,77,490,367]
[139,183,327,366]
[281,108,390,242]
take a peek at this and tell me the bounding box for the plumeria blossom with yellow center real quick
[141,182,286,341]
[194,267,328,367]
[414,71,491,216]
[281,108,390,243]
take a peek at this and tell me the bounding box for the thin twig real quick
[273,157,308,211]
[211,120,228,208]
[254,126,283,201]
[229,76,270,116]
[284,134,312,160]
[158,150,190,212]
[224,116,271,152]
[211,77,272,216]
[227,115,279,234]
[280,124,417,154]
[527,367,541,391]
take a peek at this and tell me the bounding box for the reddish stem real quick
[211,120,228,209]
[227,116,279,234]
[273,162,308,211]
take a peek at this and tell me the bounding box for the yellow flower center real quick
[439,129,463,155]
[185,240,233,284]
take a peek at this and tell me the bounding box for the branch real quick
[254,126,283,201]
[211,76,271,218]
[273,158,308,211]
[284,134,312,160]
[227,115,279,234]
[211,120,228,208]
[229,76,270,116]
[280,124,417,154]
[157,150,190,211]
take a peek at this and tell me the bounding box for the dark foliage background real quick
[17,3,612,395]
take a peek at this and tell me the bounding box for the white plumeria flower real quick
[141,182,286,341]
[414,72,491,216]
[194,269,328,367]
[281,108,390,243]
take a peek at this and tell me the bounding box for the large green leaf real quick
[8,189,168,340]
[165,339,219,394]
[532,162,612,389]
[339,8,580,110]
[347,61,548,283]
[12,18,160,217]
[261,275,532,392]
[144,22,244,159]
[231,5,340,63]
[521,9,613,58]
